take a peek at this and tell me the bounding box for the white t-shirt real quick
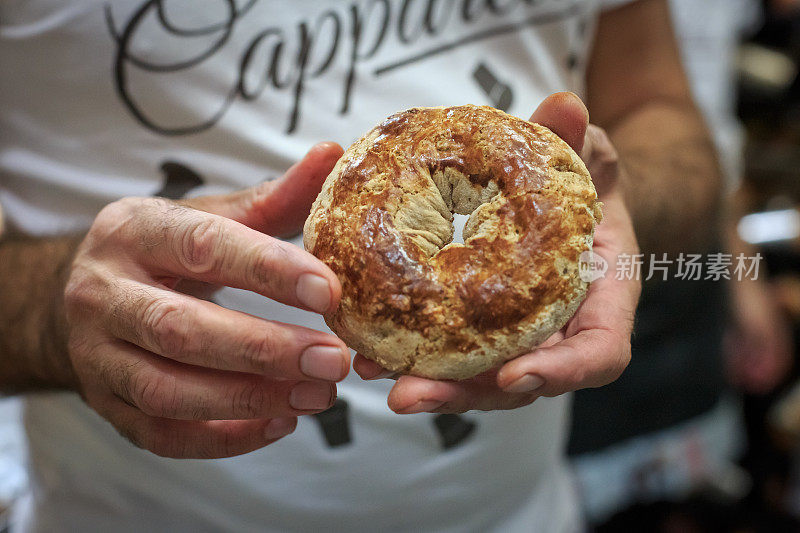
[0,1,624,531]
[669,0,759,188]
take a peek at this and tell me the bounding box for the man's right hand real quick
[64,142,348,459]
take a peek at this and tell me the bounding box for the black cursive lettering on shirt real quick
[105,0,583,136]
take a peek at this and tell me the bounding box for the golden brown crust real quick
[304,105,601,380]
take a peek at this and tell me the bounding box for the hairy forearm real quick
[0,234,81,394]
[608,101,723,255]
[588,0,724,255]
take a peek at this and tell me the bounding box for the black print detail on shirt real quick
[313,398,353,448]
[156,161,205,199]
[433,414,476,449]
[311,398,478,450]
[472,63,512,111]
[104,0,585,137]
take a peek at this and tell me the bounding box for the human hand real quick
[354,93,641,413]
[725,276,793,395]
[64,143,350,457]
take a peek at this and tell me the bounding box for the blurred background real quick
[4,0,800,531]
[570,0,800,531]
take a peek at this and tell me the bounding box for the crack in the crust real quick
[552,161,575,173]
[405,336,437,375]
[401,347,417,374]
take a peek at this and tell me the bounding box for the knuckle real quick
[140,299,189,356]
[94,198,136,229]
[87,197,175,262]
[178,217,225,275]
[240,332,282,374]
[90,197,152,243]
[137,196,174,215]
[231,383,270,418]
[247,239,288,289]
[64,256,120,323]
[132,373,171,417]
[63,270,85,306]
[63,267,97,318]
[115,357,145,395]
[66,335,104,370]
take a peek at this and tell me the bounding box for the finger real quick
[183,142,343,237]
[496,328,630,397]
[352,353,396,380]
[387,375,459,414]
[124,198,341,314]
[498,247,637,396]
[248,142,344,236]
[580,124,620,197]
[376,330,565,404]
[541,329,566,348]
[386,374,538,414]
[528,92,590,153]
[102,281,349,381]
[100,395,297,459]
[93,340,336,420]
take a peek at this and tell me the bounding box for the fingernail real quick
[365,370,397,381]
[503,374,545,393]
[290,382,334,411]
[264,417,296,440]
[399,400,444,414]
[300,345,347,381]
[296,273,331,313]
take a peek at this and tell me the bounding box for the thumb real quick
[528,92,589,153]
[182,142,343,237]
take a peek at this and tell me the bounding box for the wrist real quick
[0,234,82,394]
